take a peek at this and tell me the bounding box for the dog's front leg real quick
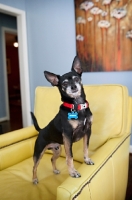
[62,133,81,178]
[83,133,94,165]
[51,144,62,174]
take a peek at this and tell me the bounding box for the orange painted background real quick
[75,0,132,72]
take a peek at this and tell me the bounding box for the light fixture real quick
[13,36,18,48]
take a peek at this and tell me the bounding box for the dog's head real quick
[44,56,84,100]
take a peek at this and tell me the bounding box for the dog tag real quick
[68,111,78,120]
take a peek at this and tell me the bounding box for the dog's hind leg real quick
[33,152,46,184]
[33,142,48,184]
[50,143,62,174]
[33,156,40,184]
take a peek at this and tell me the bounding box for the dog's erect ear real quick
[44,71,60,86]
[71,56,82,75]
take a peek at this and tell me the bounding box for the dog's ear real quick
[44,71,60,86]
[71,56,82,75]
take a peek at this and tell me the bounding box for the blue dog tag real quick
[68,111,78,120]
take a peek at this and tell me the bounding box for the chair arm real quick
[57,134,130,200]
[0,126,38,148]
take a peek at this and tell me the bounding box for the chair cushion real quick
[0,154,81,200]
[34,85,129,159]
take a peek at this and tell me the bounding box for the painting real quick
[74,0,132,72]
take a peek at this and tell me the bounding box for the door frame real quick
[2,27,17,121]
[0,3,31,127]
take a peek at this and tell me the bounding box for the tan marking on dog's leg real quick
[33,157,40,184]
[62,134,81,178]
[83,134,94,165]
[83,134,88,160]
[89,115,93,123]
[51,144,62,174]
[32,147,47,184]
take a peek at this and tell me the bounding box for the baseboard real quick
[130,145,132,154]
[0,117,8,122]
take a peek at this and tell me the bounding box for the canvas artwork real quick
[74,0,132,72]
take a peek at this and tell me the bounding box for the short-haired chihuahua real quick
[31,56,94,184]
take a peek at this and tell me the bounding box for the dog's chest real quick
[68,117,91,142]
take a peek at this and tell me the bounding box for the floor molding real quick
[0,117,8,122]
[130,145,132,154]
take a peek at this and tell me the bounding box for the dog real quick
[31,56,94,184]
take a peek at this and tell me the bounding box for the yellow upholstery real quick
[0,84,131,200]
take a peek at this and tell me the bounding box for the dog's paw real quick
[70,170,81,178]
[53,169,60,174]
[84,158,94,165]
[33,178,39,185]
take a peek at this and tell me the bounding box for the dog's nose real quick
[71,85,77,90]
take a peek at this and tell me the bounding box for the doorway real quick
[0,3,31,130]
[4,31,23,132]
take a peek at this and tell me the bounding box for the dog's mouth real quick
[66,85,81,98]
[69,91,81,98]
[72,88,78,93]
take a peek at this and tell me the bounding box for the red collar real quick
[63,101,89,111]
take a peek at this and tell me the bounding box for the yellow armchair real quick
[0,84,131,200]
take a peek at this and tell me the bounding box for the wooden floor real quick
[0,103,22,134]
[0,105,132,199]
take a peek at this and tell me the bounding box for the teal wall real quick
[25,0,76,107]
[0,0,131,144]
[0,0,25,10]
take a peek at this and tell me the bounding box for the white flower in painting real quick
[76,17,86,24]
[101,11,108,17]
[90,7,102,15]
[76,35,84,41]
[87,17,93,22]
[80,1,94,11]
[126,30,132,39]
[121,26,126,30]
[111,7,127,19]
[98,20,111,28]
[102,0,112,5]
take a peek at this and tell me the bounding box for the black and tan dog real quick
[31,56,94,184]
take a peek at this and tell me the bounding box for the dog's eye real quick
[74,77,80,82]
[62,81,68,87]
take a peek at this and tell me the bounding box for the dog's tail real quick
[30,112,41,132]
